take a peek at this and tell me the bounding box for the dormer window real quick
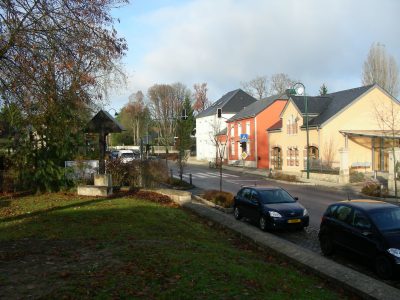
[287,115,298,135]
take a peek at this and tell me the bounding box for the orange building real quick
[226,94,288,168]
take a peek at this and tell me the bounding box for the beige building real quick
[267,84,400,182]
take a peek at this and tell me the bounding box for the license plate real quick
[288,219,301,224]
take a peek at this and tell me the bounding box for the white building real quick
[195,89,257,161]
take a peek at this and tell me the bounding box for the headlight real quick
[269,211,282,218]
[303,209,308,216]
[388,248,400,258]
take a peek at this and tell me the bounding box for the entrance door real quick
[271,147,282,170]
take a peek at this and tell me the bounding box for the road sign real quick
[241,151,248,160]
[240,133,248,142]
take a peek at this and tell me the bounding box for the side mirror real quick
[294,197,299,201]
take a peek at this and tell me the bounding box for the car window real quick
[258,189,295,204]
[333,205,352,223]
[242,189,251,200]
[370,207,400,232]
[250,190,259,201]
[351,209,372,230]
[326,205,338,217]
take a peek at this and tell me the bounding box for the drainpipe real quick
[255,116,258,168]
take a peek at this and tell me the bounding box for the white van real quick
[117,150,135,163]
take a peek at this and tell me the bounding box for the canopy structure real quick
[85,110,125,174]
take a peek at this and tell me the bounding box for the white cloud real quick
[112,0,400,108]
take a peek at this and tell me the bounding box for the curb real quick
[166,190,400,300]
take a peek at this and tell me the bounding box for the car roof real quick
[334,199,399,212]
[241,185,282,191]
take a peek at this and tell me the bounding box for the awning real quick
[340,130,400,139]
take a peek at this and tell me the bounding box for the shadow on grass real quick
[0,196,116,224]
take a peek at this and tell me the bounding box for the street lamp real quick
[291,83,310,179]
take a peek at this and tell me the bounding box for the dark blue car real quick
[233,186,309,231]
[319,200,400,279]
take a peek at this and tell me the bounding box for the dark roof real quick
[196,89,257,118]
[85,110,125,133]
[267,119,282,132]
[216,128,227,136]
[228,93,288,122]
[290,96,331,115]
[306,85,373,126]
[267,85,376,131]
[334,200,398,212]
[241,185,282,191]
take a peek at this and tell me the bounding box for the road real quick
[174,163,359,227]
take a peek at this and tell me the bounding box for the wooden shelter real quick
[85,110,124,174]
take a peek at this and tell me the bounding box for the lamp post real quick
[291,83,310,179]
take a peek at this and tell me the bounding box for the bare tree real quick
[148,83,187,165]
[208,118,228,192]
[322,137,336,169]
[362,42,399,97]
[193,83,210,113]
[269,73,296,95]
[374,98,400,198]
[120,93,149,145]
[241,75,268,100]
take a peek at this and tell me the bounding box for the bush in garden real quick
[106,159,169,189]
[350,169,365,183]
[203,190,234,208]
[361,179,387,197]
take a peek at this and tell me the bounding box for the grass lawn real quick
[0,192,352,299]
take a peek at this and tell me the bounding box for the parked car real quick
[319,200,400,279]
[117,150,135,163]
[233,186,309,231]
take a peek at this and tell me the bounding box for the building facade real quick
[196,89,257,162]
[267,84,400,177]
[226,95,287,168]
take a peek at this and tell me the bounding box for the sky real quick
[107,0,400,111]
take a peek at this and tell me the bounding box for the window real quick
[242,188,251,200]
[246,122,250,135]
[247,141,250,155]
[286,147,299,167]
[231,141,235,155]
[238,123,242,137]
[333,205,352,223]
[230,125,234,137]
[351,209,372,230]
[287,115,298,135]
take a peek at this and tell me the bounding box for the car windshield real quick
[121,153,134,158]
[370,207,400,232]
[258,189,295,204]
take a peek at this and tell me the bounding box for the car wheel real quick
[375,255,394,279]
[320,233,334,256]
[233,206,242,220]
[259,216,267,231]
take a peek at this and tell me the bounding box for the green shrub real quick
[203,190,234,208]
[350,170,365,183]
[165,177,193,189]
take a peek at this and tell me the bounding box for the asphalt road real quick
[173,163,359,227]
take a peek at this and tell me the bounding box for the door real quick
[348,209,379,258]
[248,189,261,221]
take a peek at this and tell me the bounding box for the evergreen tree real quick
[176,96,195,181]
[319,84,328,96]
